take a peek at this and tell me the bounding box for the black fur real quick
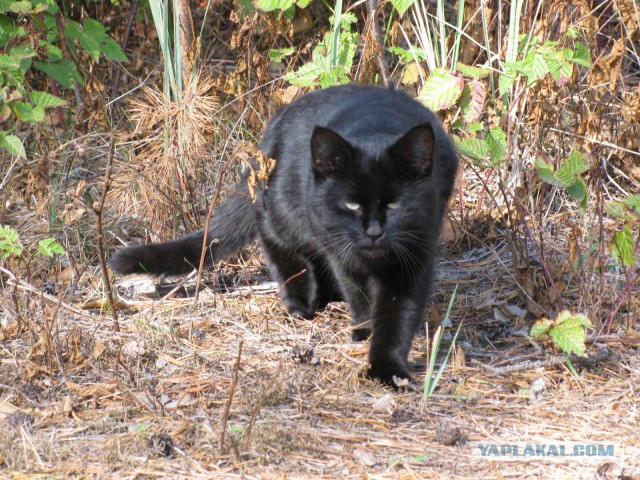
[111,84,458,387]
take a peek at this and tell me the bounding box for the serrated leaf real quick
[37,238,65,257]
[0,224,23,258]
[624,195,640,215]
[548,310,590,357]
[568,41,591,67]
[564,151,590,174]
[284,62,323,86]
[390,0,414,16]
[418,68,464,112]
[101,38,128,62]
[530,318,553,339]
[82,18,107,39]
[255,0,295,11]
[0,53,21,71]
[525,52,549,85]
[31,91,66,108]
[467,123,483,133]
[9,1,30,14]
[269,47,295,63]
[34,58,84,88]
[612,225,636,268]
[535,157,556,184]
[454,137,488,163]
[548,58,573,85]
[486,127,507,166]
[457,63,491,79]
[605,201,630,219]
[0,134,25,157]
[567,177,588,208]
[499,66,517,96]
[460,79,486,122]
[9,44,36,60]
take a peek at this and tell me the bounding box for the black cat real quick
[111,84,458,387]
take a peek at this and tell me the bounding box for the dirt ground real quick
[2,233,639,479]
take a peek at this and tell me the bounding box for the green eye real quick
[387,202,400,210]
[345,202,361,211]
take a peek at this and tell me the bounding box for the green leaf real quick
[486,127,507,166]
[454,137,488,163]
[284,62,323,86]
[418,68,464,112]
[499,65,517,97]
[530,318,553,339]
[9,1,31,14]
[459,80,486,122]
[0,134,25,157]
[0,0,14,13]
[0,224,24,258]
[605,201,630,219]
[34,58,84,88]
[457,63,491,79]
[269,47,295,63]
[567,177,588,209]
[389,46,426,64]
[9,44,37,60]
[255,0,295,12]
[101,38,128,62]
[0,53,21,71]
[548,310,592,357]
[15,101,44,123]
[612,225,636,268]
[31,91,66,108]
[624,195,640,215]
[390,0,415,16]
[548,58,573,84]
[567,41,591,67]
[38,238,65,257]
[535,157,556,184]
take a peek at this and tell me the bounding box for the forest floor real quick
[1,213,639,479]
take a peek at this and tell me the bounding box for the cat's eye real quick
[387,202,400,210]
[344,202,361,211]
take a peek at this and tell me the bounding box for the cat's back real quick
[259,84,436,157]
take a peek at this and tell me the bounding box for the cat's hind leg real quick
[260,236,322,319]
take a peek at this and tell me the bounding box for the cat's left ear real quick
[390,124,435,176]
[311,127,354,176]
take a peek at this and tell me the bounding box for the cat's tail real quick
[110,192,258,276]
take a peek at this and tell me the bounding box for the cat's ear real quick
[390,124,435,176]
[311,127,353,176]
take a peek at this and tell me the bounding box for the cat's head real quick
[308,123,452,264]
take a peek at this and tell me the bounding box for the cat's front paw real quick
[282,295,316,319]
[367,362,413,389]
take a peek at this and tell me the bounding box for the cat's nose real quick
[365,221,383,242]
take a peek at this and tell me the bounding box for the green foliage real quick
[0,225,24,258]
[37,237,65,257]
[255,0,310,12]
[530,310,592,357]
[0,224,64,260]
[389,0,415,17]
[611,225,637,268]
[418,67,464,111]
[453,126,507,167]
[535,151,590,208]
[284,12,359,87]
[0,0,127,157]
[500,35,591,95]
